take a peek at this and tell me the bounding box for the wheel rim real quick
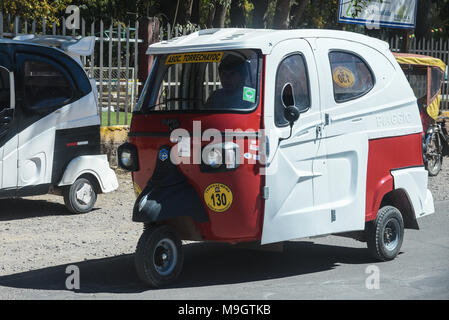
[383,219,400,251]
[75,182,94,206]
[427,134,442,173]
[428,156,441,173]
[153,238,177,276]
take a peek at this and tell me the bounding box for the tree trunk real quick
[191,0,200,25]
[207,1,216,28]
[251,0,269,28]
[273,0,291,29]
[177,0,194,25]
[230,0,246,27]
[415,0,432,41]
[213,0,229,28]
[290,0,308,28]
[159,0,178,25]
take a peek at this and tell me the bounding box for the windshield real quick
[402,65,427,102]
[135,50,261,113]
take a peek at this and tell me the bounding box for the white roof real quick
[147,28,389,55]
[11,35,95,67]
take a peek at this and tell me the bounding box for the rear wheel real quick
[135,225,183,287]
[426,132,443,176]
[63,177,97,214]
[366,206,404,261]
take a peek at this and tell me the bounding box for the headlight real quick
[118,142,139,171]
[205,148,222,168]
[200,142,240,172]
[120,149,133,167]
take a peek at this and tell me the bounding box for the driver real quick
[205,54,252,109]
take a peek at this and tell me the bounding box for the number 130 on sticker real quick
[204,183,233,212]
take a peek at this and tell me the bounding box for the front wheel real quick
[135,225,184,287]
[366,206,404,261]
[63,177,97,214]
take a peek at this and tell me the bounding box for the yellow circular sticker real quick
[204,183,233,213]
[332,66,355,88]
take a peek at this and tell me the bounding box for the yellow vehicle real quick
[394,53,449,176]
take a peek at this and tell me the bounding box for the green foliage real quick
[2,0,448,39]
[3,0,73,25]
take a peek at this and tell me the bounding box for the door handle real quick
[295,130,309,137]
[316,124,324,137]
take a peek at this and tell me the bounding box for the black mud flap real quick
[132,146,209,224]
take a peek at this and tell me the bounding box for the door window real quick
[0,66,13,140]
[329,51,374,103]
[275,54,310,127]
[23,60,74,109]
[0,66,10,111]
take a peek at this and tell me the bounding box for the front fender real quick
[132,182,209,223]
[58,155,118,193]
[132,145,209,224]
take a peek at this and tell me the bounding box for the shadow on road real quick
[0,198,98,221]
[0,240,375,294]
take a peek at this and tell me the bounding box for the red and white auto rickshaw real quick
[119,28,434,287]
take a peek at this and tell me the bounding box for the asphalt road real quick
[0,200,448,300]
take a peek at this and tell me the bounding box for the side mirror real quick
[279,83,300,142]
[284,106,300,124]
[281,83,300,125]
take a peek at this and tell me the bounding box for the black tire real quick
[135,225,183,288]
[63,177,97,214]
[426,132,443,176]
[366,206,404,261]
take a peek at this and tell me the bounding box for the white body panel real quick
[314,38,422,141]
[1,135,18,189]
[58,155,119,193]
[259,33,431,244]
[17,92,99,188]
[391,167,435,219]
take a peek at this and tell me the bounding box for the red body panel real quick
[365,133,423,222]
[129,109,264,243]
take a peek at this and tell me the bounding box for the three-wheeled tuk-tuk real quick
[0,36,118,213]
[119,29,434,287]
[394,53,449,176]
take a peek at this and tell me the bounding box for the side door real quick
[15,53,77,190]
[261,38,329,244]
[312,39,377,233]
[0,49,18,193]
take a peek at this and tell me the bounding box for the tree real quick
[272,0,291,29]
[230,0,246,27]
[2,0,72,25]
[251,0,269,28]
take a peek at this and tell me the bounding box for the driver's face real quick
[219,69,243,93]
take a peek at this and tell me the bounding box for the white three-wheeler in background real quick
[118,28,435,287]
[0,35,118,213]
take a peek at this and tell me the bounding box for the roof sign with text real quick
[338,0,418,29]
